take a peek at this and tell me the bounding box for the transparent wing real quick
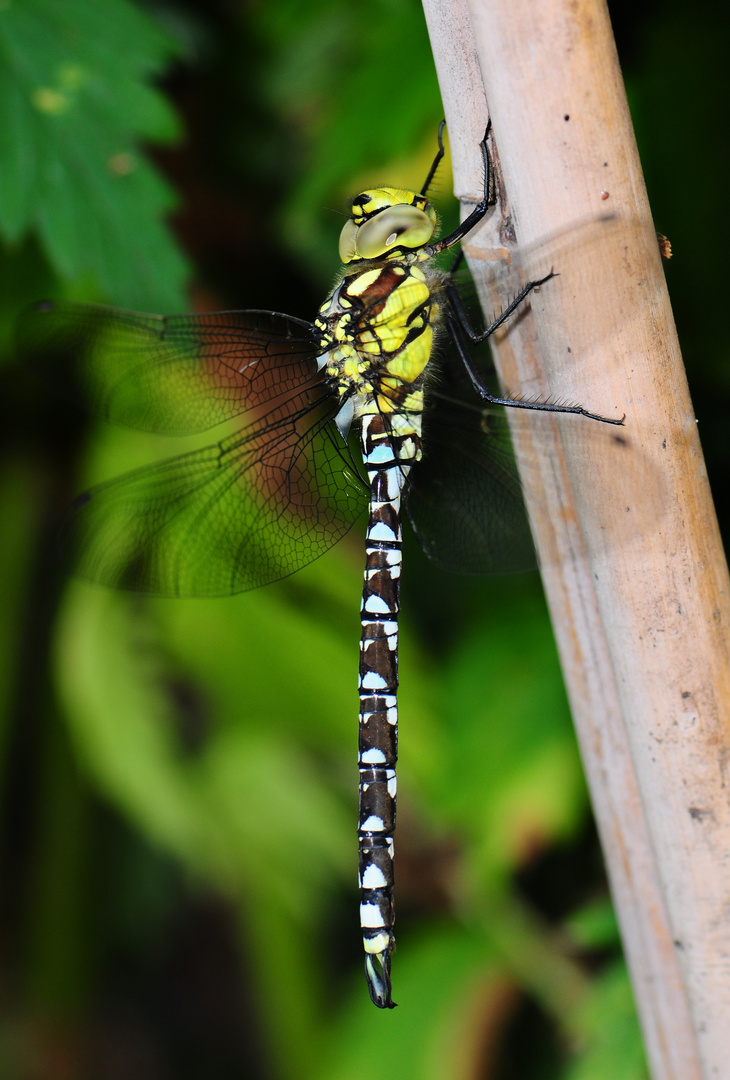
[60,387,368,596]
[407,347,658,576]
[16,299,368,595]
[405,214,640,575]
[406,382,536,575]
[15,301,322,434]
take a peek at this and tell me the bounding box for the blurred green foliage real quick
[0,0,726,1077]
[0,0,187,313]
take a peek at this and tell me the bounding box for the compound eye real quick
[338,219,361,263]
[356,204,435,259]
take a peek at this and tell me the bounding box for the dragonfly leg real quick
[427,121,495,255]
[445,271,557,345]
[420,120,447,197]
[445,305,625,425]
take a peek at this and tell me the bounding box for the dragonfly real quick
[16,123,624,1009]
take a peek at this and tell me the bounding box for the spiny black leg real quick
[420,120,446,197]
[428,120,494,255]
[445,271,558,345]
[445,310,625,426]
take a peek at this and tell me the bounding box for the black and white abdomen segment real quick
[357,410,420,1009]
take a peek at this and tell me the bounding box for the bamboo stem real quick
[422,0,730,1076]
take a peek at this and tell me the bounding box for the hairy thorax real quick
[315,254,445,442]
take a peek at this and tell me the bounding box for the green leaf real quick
[0,0,189,310]
[253,0,445,279]
[52,558,366,1067]
[565,961,648,1080]
[439,582,588,878]
[565,897,621,951]
[0,58,38,240]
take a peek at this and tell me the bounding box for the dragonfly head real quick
[339,188,437,264]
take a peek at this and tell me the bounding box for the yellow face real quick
[338,188,438,264]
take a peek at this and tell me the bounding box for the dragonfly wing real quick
[16,301,321,434]
[61,388,368,596]
[405,388,537,575]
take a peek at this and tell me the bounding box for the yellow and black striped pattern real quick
[316,186,444,438]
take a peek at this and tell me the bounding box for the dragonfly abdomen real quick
[357,409,421,1009]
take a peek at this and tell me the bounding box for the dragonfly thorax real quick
[315,256,437,437]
